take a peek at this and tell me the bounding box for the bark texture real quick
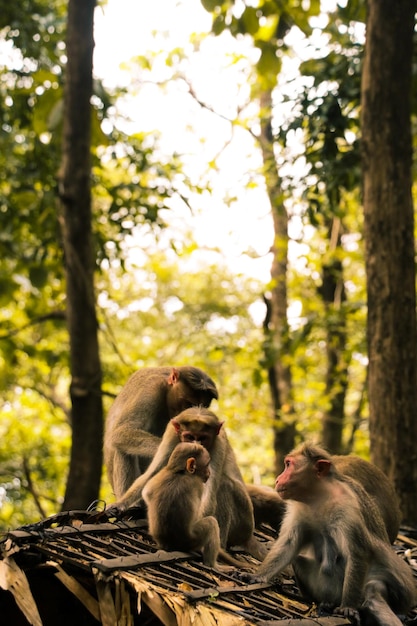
[259,89,296,474]
[361,0,417,522]
[59,0,103,510]
[320,219,348,454]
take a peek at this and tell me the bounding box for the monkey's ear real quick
[315,459,331,477]
[171,419,180,433]
[215,421,225,435]
[186,458,197,474]
[168,367,180,385]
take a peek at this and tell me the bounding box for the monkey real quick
[249,443,416,625]
[104,366,218,498]
[246,453,401,542]
[332,453,401,543]
[245,483,286,531]
[142,442,247,569]
[111,406,266,560]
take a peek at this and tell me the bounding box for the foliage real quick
[0,0,397,526]
[0,388,70,528]
[0,242,271,528]
[98,248,273,486]
[198,0,371,454]
[0,0,222,526]
[201,0,321,89]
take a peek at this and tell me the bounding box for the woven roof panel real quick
[1,511,416,625]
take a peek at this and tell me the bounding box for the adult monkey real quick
[104,366,218,498]
[245,484,287,531]
[250,443,416,625]
[332,452,401,543]
[112,406,266,560]
[247,452,401,543]
[143,442,247,569]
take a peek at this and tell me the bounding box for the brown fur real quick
[142,442,246,568]
[104,366,218,498]
[246,483,286,531]
[254,443,416,625]
[113,407,265,560]
[332,453,401,543]
[247,449,401,543]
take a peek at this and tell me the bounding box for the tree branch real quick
[22,456,48,519]
[0,311,66,340]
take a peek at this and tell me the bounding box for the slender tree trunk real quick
[320,217,348,454]
[361,0,417,522]
[259,89,295,474]
[58,0,103,510]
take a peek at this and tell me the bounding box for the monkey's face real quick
[167,383,209,418]
[171,418,220,452]
[275,454,314,502]
[180,426,217,452]
[171,410,223,452]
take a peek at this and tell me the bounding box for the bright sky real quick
[93,0,274,283]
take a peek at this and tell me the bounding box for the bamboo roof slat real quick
[1,509,416,626]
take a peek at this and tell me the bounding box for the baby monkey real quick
[142,442,245,569]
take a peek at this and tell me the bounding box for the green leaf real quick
[29,266,49,288]
[256,43,281,82]
[241,7,259,36]
[201,0,222,12]
[212,14,226,35]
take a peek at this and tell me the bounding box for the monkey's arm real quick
[111,471,151,509]
[110,425,162,455]
[141,479,154,505]
[110,424,178,510]
[200,437,228,516]
[255,509,305,582]
[337,525,369,610]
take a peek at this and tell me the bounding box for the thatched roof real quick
[1,509,416,625]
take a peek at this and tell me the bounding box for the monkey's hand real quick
[105,503,147,521]
[230,571,267,584]
[103,504,125,519]
[334,606,360,624]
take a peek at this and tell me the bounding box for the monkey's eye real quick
[197,436,211,446]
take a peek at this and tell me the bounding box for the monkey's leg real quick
[215,478,266,560]
[112,450,140,498]
[362,579,403,626]
[244,534,268,561]
[191,516,221,568]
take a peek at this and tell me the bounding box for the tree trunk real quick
[259,89,295,474]
[361,0,417,523]
[59,0,103,510]
[320,218,348,454]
